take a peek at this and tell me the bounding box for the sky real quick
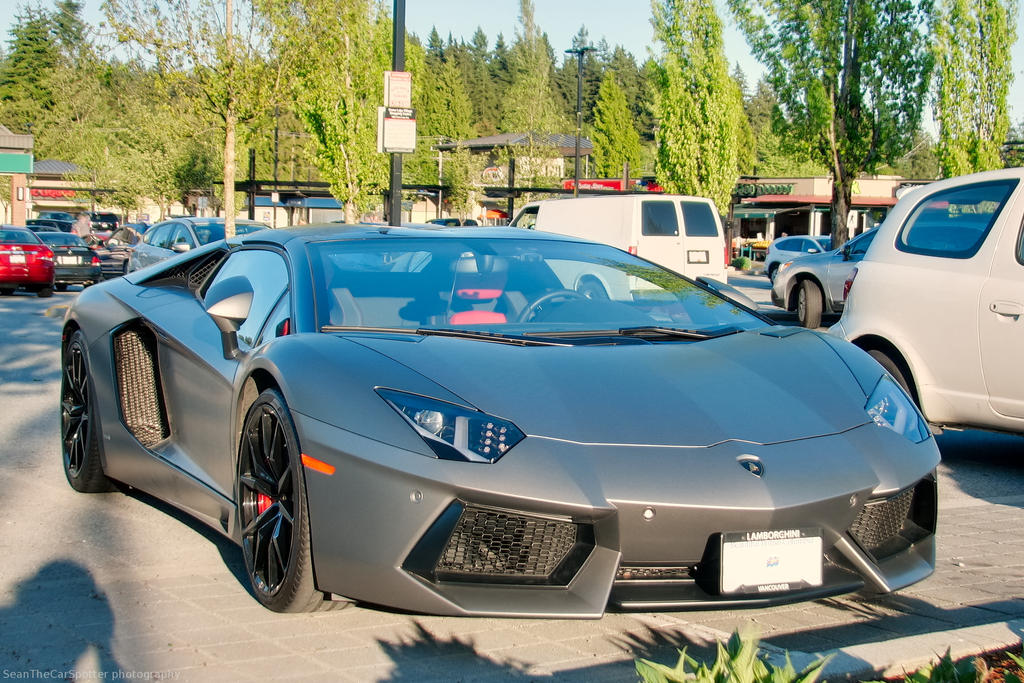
[4,0,1024,122]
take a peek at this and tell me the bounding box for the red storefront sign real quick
[30,188,76,199]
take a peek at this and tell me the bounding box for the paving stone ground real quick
[1,285,1022,682]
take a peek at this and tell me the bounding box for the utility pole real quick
[387,0,406,226]
[565,44,595,197]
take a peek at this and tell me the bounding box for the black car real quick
[27,218,74,233]
[36,231,101,290]
[37,211,77,222]
[88,212,120,234]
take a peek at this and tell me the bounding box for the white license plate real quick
[9,254,26,264]
[57,255,80,265]
[720,528,823,594]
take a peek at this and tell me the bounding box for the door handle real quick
[990,301,1024,317]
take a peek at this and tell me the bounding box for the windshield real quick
[38,232,86,246]
[193,221,268,245]
[310,237,764,336]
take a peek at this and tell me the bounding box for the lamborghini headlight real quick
[376,388,525,463]
[865,375,929,443]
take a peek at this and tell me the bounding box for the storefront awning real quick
[732,206,779,219]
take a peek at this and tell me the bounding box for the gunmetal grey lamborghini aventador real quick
[60,224,939,617]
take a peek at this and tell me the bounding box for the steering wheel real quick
[517,289,588,322]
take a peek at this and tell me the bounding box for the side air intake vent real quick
[113,325,169,447]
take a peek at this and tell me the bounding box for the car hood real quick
[348,328,872,447]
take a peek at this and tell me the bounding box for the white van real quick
[510,194,728,281]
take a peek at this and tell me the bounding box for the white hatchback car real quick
[832,168,1024,435]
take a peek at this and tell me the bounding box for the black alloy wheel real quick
[61,331,111,492]
[237,389,332,612]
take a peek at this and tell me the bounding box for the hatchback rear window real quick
[897,179,1017,259]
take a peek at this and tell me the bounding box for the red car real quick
[0,226,56,297]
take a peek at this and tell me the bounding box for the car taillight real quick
[628,245,638,255]
[91,255,101,266]
[24,245,54,261]
[843,267,858,301]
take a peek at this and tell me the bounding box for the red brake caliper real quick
[256,493,273,515]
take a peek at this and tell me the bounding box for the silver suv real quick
[832,169,1024,435]
[771,229,877,328]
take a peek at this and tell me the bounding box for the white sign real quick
[377,106,417,154]
[384,71,412,109]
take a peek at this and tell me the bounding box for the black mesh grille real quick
[437,506,579,580]
[114,326,169,447]
[140,250,223,291]
[850,487,914,552]
[187,256,220,289]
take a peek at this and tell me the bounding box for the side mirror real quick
[696,276,758,310]
[807,248,819,254]
[171,242,192,253]
[205,275,254,358]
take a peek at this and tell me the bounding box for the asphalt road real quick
[1,284,1022,682]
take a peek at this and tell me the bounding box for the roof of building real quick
[436,132,593,156]
[33,159,81,176]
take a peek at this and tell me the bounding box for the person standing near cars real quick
[72,213,91,239]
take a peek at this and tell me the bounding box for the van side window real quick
[641,201,679,236]
[680,201,719,237]
[897,179,1017,259]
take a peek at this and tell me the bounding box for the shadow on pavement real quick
[0,560,122,675]
[936,429,1024,507]
[120,486,250,592]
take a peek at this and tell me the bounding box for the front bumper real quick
[297,415,939,618]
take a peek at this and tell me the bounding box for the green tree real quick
[730,0,933,245]
[0,6,60,131]
[932,0,1016,176]
[106,0,289,236]
[591,71,643,178]
[651,0,746,212]
[501,0,567,185]
[262,0,390,223]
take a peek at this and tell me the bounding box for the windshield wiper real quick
[415,328,571,346]
[615,325,742,340]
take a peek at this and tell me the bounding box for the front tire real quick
[797,280,823,328]
[237,389,330,612]
[61,331,112,492]
[37,286,54,298]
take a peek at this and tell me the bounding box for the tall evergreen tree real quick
[0,6,60,131]
[651,0,745,212]
[932,0,1016,176]
[591,71,642,178]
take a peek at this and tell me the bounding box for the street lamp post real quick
[565,44,595,197]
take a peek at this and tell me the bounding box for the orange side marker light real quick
[301,453,336,475]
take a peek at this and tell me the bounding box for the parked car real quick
[833,168,1024,436]
[36,211,77,222]
[510,194,729,282]
[27,218,75,233]
[36,230,102,290]
[763,235,832,282]
[62,224,938,615]
[97,225,143,278]
[128,218,270,271]
[771,229,878,328]
[87,211,120,233]
[0,226,55,297]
